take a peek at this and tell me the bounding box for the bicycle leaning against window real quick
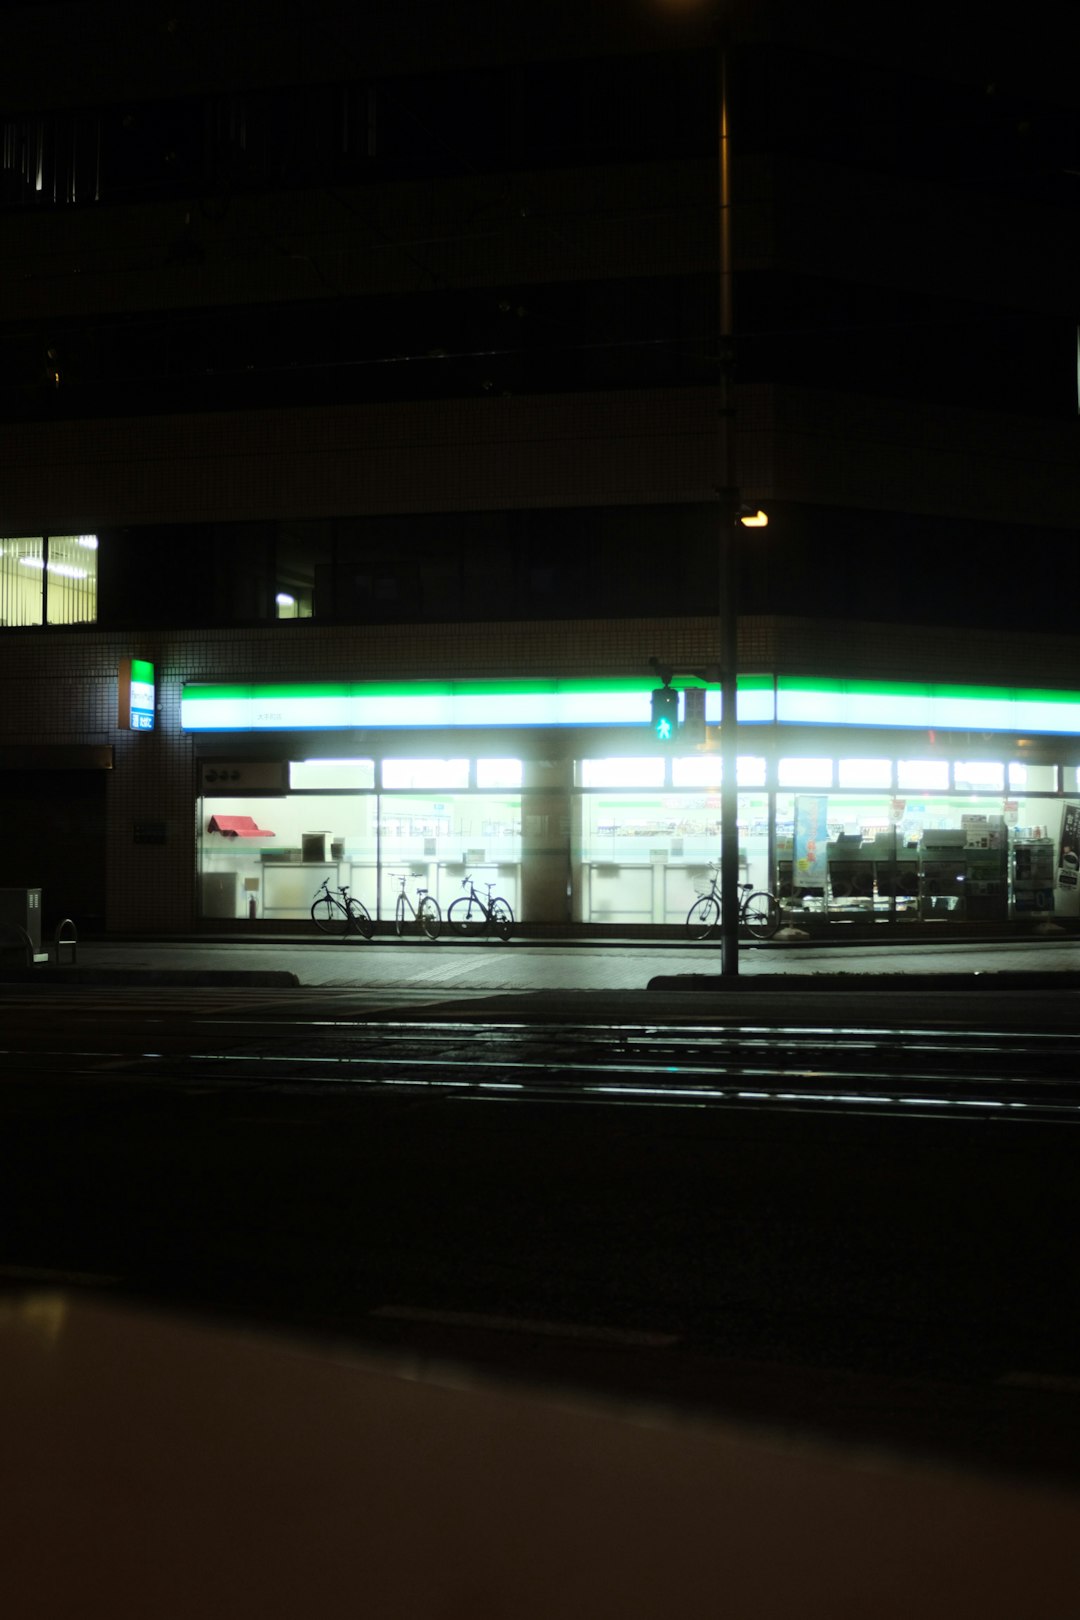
[686,863,781,941]
[310,878,374,939]
[447,874,514,940]
[393,874,442,940]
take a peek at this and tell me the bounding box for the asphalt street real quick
[5,933,1080,1491]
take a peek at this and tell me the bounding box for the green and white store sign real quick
[180,676,1080,735]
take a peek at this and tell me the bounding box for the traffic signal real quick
[682,685,706,747]
[651,685,679,742]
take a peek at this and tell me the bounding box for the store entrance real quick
[0,768,107,935]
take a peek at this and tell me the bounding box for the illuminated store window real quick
[579,758,666,789]
[838,758,893,790]
[778,757,833,789]
[289,759,375,790]
[671,756,767,788]
[1009,762,1058,791]
[477,759,523,789]
[954,761,1005,792]
[898,759,950,791]
[737,757,768,788]
[382,759,470,790]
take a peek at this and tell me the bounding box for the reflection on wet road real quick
[4,992,1080,1122]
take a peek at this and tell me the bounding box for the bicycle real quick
[310,877,374,939]
[447,874,514,941]
[686,865,781,941]
[393,874,442,940]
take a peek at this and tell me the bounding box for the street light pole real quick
[717,40,740,977]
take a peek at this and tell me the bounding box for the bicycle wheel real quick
[346,898,375,940]
[311,895,349,937]
[394,895,408,937]
[743,891,781,941]
[490,897,514,941]
[686,896,720,940]
[448,895,486,936]
[417,896,442,940]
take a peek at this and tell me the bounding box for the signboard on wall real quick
[119,658,155,731]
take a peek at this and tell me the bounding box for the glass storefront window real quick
[382,759,470,790]
[477,758,523,789]
[199,792,377,920]
[572,786,770,924]
[778,758,833,788]
[197,750,1074,932]
[898,759,950,791]
[670,756,767,787]
[737,757,767,788]
[579,758,666,788]
[838,758,893,789]
[1009,762,1058,791]
[289,759,375,790]
[379,790,521,917]
[954,761,1005,791]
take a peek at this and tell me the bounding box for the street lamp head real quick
[738,506,768,527]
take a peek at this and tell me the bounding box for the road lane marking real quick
[398,957,498,986]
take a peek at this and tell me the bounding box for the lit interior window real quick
[778,758,834,788]
[45,534,98,625]
[382,759,470,790]
[289,759,375,790]
[476,759,523,789]
[737,757,767,788]
[838,758,893,789]
[579,758,666,789]
[898,759,950,791]
[671,756,767,787]
[1008,762,1058,791]
[954,760,1004,791]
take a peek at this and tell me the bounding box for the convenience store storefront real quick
[183,676,1080,933]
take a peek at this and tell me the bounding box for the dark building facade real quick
[1,0,1078,935]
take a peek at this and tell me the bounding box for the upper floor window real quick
[0,534,97,626]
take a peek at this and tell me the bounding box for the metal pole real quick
[717,41,740,977]
[720,526,740,976]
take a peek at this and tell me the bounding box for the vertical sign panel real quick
[119,658,155,731]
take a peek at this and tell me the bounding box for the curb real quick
[646,972,1080,993]
[0,970,300,987]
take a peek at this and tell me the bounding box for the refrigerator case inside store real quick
[963,818,1008,922]
[1011,837,1055,914]
[918,830,966,917]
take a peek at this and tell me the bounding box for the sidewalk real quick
[2,931,1078,992]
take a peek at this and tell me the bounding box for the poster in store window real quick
[794,795,829,887]
[1059,803,1080,888]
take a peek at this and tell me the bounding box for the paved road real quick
[6,985,1080,1487]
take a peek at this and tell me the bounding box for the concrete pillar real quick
[520,757,572,925]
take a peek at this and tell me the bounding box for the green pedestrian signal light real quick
[651,685,679,743]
